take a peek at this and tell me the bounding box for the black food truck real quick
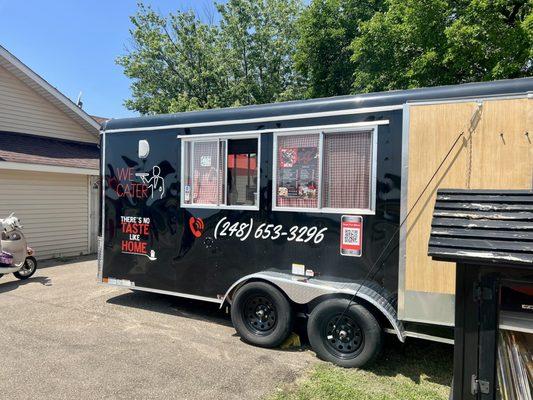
[99,78,533,367]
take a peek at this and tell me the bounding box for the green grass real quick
[269,338,453,400]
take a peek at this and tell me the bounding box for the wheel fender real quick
[221,271,405,342]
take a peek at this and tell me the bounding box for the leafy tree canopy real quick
[351,0,533,92]
[118,0,304,114]
[295,0,385,98]
[119,0,532,114]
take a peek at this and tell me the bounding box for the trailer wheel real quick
[231,282,292,348]
[308,298,382,368]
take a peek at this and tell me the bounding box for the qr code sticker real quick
[343,228,360,245]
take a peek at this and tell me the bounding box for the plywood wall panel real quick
[405,102,477,294]
[405,98,532,295]
[471,99,531,188]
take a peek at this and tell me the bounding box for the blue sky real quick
[0,0,220,119]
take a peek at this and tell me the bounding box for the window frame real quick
[272,126,378,215]
[180,133,261,211]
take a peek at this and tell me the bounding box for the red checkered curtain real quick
[322,131,372,210]
[276,134,320,209]
[191,141,224,205]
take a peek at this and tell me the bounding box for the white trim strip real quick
[177,120,389,139]
[87,176,91,254]
[105,108,398,133]
[180,132,262,141]
[384,328,454,345]
[98,130,106,282]
[270,207,376,215]
[401,316,455,327]
[397,103,411,320]
[101,281,223,304]
[0,161,98,175]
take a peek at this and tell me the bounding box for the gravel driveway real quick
[0,256,315,400]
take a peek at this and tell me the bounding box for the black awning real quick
[428,189,533,266]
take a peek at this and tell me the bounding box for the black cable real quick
[331,130,466,332]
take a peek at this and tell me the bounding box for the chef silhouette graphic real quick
[136,166,165,199]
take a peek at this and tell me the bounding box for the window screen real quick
[274,129,375,212]
[183,137,258,208]
[322,131,372,210]
[275,134,320,209]
[185,141,224,205]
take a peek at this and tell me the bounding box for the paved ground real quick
[0,257,315,400]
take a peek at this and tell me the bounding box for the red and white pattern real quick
[190,141,223,205]
[276,134,320,208]
[275,131,372,210]
[322,131,372,209]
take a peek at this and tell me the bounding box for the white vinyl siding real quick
[0,65,96,143]
[0,170,92,259]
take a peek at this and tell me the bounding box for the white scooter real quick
[0,213,37,280]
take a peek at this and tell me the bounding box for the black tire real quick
[231,282,292,348]
[14,257,37,280]
[308,298,382,368]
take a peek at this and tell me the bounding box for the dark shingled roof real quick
[428,189,533,266]
[0,131,99,170]
[91,115,109,125]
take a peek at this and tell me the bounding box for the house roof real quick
[428,189,533,266]
[91,115,109,125]
[0,131,99,170]
[0,45,101,135]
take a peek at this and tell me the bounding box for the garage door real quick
[0,169,90,259]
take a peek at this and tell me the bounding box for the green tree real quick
[118,1,304,114]
[218,0,305,104]
[117,4,225,114]
[445,0,533,82]
[295,0,384,98]
[120,0,532,111]
[350,0,451,92]
[351,0,533,93]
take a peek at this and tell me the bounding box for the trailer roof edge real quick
[105,77,533,133]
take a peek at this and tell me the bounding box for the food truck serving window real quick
[181,135,259,209]
[273,128,376,214]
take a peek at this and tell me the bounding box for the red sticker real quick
[340,216,363,256]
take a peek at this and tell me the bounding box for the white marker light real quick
[138,139,150,159]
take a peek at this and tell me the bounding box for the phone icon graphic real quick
[189,217,205,238]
